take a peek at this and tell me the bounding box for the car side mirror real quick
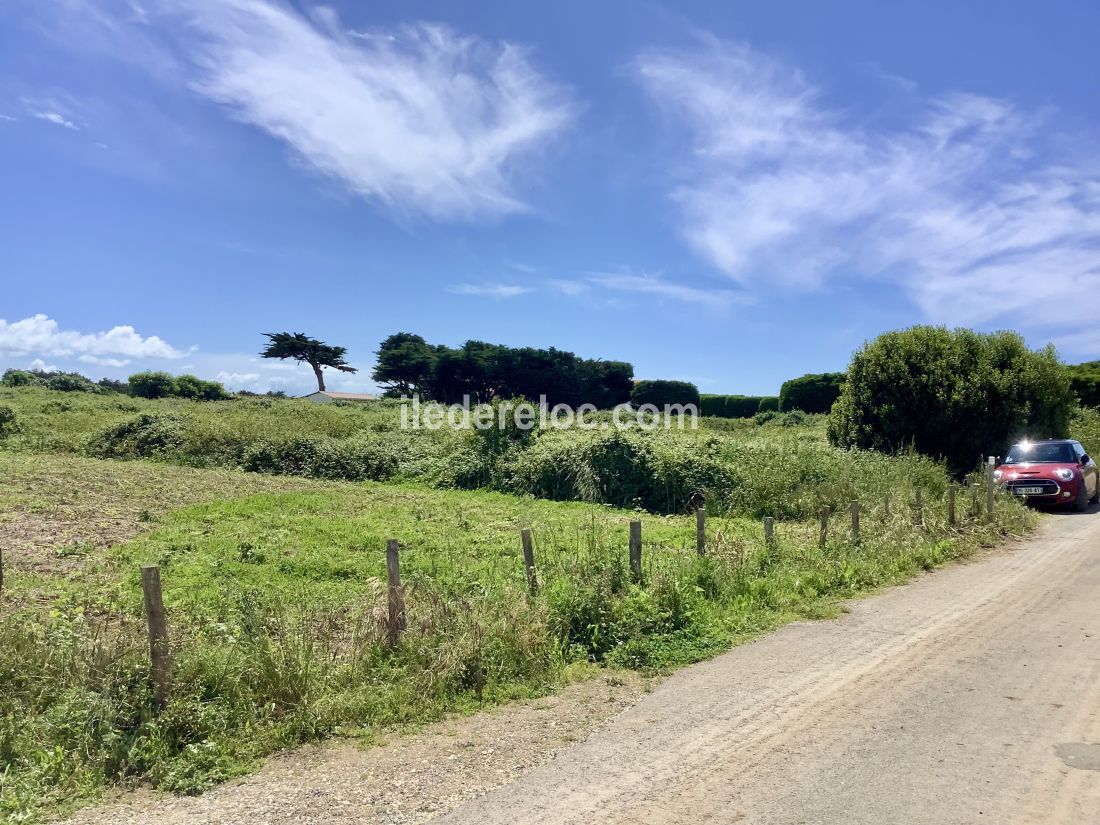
[1082,454,1092,465]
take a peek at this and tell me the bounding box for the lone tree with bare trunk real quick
[260,332,357,392]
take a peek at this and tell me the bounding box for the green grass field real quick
[0,389,1045,821]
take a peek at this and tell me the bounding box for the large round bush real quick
[828,326,1074,473]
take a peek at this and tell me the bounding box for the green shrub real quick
[779,373,844,413]
[88,414,187,459]
[724,395,761,418]
[1066,361,1100,408]
[1070,406,1100,459]
[0,405,17,437]
[46,372,101,393]
[757,396,779,412]
[241,436,398,481]
[2,369,39,387]
[828,326,1074,473]
[174,374,232,401]
[128,371,178,399]
[630,380,700,410]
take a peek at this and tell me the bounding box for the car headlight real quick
[993,469,1003,482]
[1055,468,1075,481]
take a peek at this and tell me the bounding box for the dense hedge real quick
[779,373,845,414]
[629,380,700,409]
[698,394,778,419]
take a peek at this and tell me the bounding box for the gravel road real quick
[433,507,1100,825]
[60,507,1100,825]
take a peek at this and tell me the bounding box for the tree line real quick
[372,332,634,407]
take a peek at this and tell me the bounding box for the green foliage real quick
[240,435,399,481]
[0,404,17,437]
[378,333,635,408]
[2,369,38,387]
[630,380,700,410]
[1065,360,1100,408]
[128,371,178,399]
[779,372,845,413]
[173,374,231,401]
[699,394,727,417]
[88,414,187,459]
[45,373,100,393]
[372,332,437,396]
[699,395,778,419]
[1070,406,1100,459]
[828,326,1075,473]
[260,331,358,392]
[724,395,761,418]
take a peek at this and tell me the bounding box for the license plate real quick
[1013,487,1044,495]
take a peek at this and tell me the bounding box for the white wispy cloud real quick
[0,314,186,359]
[447,282,533,298]
[28,358,59,372]
[162,0,574,220]
[546,278,589,296]
[634,37,1100,351]
[32,110,79,130]
[78,354,131,367]
[588,272,744,310]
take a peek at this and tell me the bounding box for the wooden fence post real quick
[914,489,924,527]
[884,494,892,518]
[764,517,775,547]
[629,520,642,582]
[986,457,996,520]
[141,565,170,708]
[386,539,406,647]
[850,500,860,543]
[696,508,706,556]
[948,486,957,526]
[818,506,830,549]
[520,528,538,596]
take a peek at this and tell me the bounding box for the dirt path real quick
[59,507,1100,825]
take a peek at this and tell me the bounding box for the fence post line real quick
[386,539,406,647]
[764,517,775,547]
[986,457,996,519]
[914,488,924,527]
[948,486,957,526]
[696,508,706,556]
[850,500,860,543]
[520,528,538,596]
[141,565,170,708]
[629,520,643,582]
[818,506,830,549]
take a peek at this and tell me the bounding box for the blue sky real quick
[2,0,1098,396]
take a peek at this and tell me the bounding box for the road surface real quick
[432,507,1100,825]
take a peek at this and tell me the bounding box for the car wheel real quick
[1075,482,1090,512]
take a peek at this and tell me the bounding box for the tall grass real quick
[1,472,1035,821]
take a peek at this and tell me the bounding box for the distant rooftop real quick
[301,391,378,401]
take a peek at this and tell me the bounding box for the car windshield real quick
[1004,443,1076,464]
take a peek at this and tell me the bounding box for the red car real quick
[994,439,1099,511]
